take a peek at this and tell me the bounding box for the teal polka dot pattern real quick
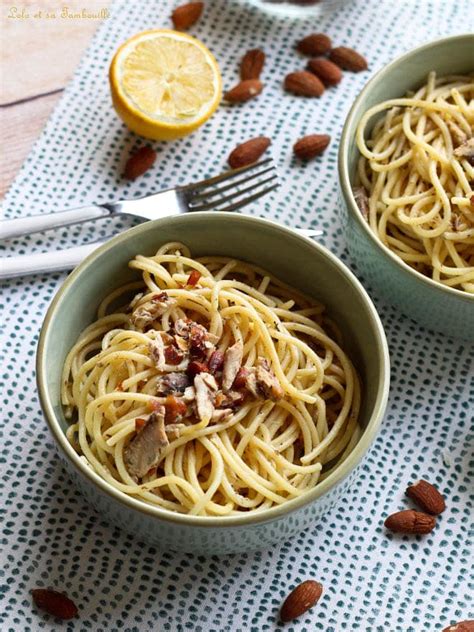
[1,0,473,630]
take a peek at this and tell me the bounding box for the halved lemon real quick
[109,29,222,141]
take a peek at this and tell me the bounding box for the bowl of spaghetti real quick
[339,34,474,340]
[37,213,389,554]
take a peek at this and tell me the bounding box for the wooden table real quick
[0,0,111,200]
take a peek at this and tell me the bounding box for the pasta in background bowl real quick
[339,34,474,340]
[38,213,389,554]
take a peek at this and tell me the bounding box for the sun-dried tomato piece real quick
[148,399,163,412]
[164,395,187,423]
[151,292,169,302]
[189,323,207,358]
[187,360,210,378]
[135,418,147,431]
[232,367,249,389]
[208,349,224,373]
[214,392,226,407]
[187,270,202,286]
[164,345,183,365]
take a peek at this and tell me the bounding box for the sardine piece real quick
[255,358,284,401]
[131,293,177,329]
[124,407,169,478]
[156,372,190,395]
[222,341,244,391]
[353,186,370,219]
[194,374,215,423]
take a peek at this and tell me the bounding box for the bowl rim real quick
[37,212,390,528]
[339,32,474,305]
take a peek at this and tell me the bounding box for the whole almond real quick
[172,2,204,30]
[284,71,324,97]
[384,509,436,535]
[32,589,78,620]
[307,58,342,85]
[124,146,157,180]
[297,33,332,56]
[293,134,331,160]
[329,46,368,72]
[442,621,474,632]
[240,48,265,80]
[406,479,446,515]
[280,580,323,622]
[224,79,263,103]
[228,137,271,169]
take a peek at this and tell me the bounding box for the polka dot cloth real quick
[1,0,473,629]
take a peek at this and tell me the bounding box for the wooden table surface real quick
[0,0,111,200]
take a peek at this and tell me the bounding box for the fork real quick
[0,159,280,240]
[0,160,322,279]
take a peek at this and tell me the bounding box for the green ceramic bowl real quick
[37,213,389,554]
[339,34,474,341]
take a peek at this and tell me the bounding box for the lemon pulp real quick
[110,30,221,140]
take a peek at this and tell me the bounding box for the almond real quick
[307,58,342,85]
[124,146,157,180]
[442,621,474,632]
[240,48,265,80]
[228,137,271,169]
[280,580,323,622]
[171,2,204,30]
[293,134,330,160]
[32,589,78,620]
[329,46,368,72]
[384,509,436,534]
[297,33,332,56]
[284,71,324,97]
[224,79,263,103]
[406,479,446,515]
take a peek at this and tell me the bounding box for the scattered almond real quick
[124,146,157,180]
[329,46,368,72]
[240,48,266,80]
[293,134,330,160]
[280,580,323,622]
[32,589,78,620]
[297,33,332,56]
[228,137,271,169]
[284,71,324,97]
[171,2,204,30]
[307,58,342,85]
[442,621,474,632]
[224,79,263,103]
[384,509,436,535]
[405,479,446,515]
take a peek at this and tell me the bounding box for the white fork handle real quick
[0,228,323,280]
[0,241,105,279]
[0,205,111,240]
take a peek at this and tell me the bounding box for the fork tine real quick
[183,158,273,192]
[219,183,280,214]
[189,165,276,202]
[189,175,279,212]
[197,183,280,215]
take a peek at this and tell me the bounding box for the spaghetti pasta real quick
[62,243,361,516]
[356,72,474,293]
